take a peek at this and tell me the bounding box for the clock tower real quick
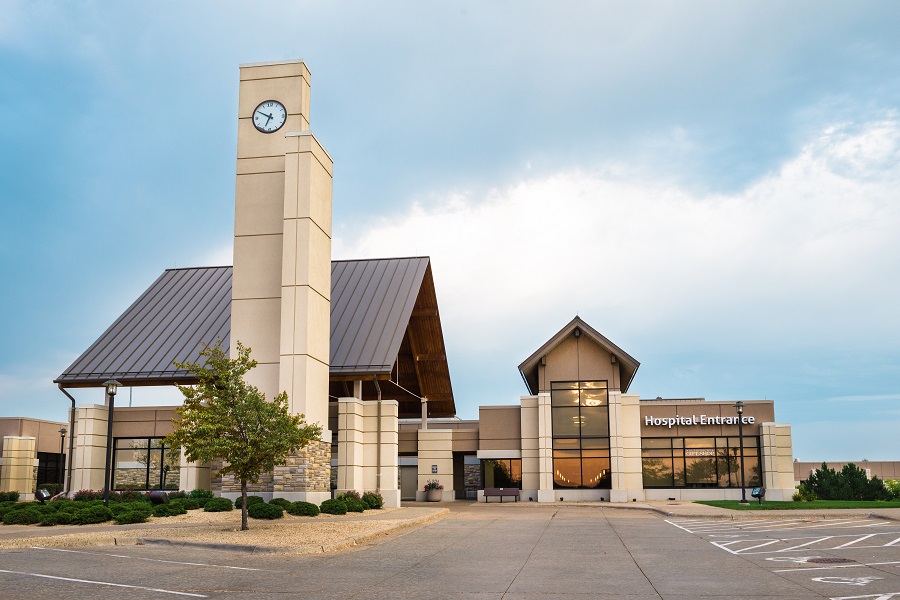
[230,60,333,502]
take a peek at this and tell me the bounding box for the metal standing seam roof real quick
[54,266,232,386]
[55,257,440,387]
[329,257,430,376]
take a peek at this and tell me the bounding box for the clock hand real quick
[255,110,274,124]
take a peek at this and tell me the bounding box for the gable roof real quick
[55,258,454,415]
[517,316,640,395]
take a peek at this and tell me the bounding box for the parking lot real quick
[0,504,897,599]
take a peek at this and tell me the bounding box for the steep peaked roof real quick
[518,316,640,395]
[55,258,455,416]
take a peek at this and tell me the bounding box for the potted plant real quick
[424,479,443,502]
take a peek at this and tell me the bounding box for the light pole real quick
[58,427,67,489]
[102,380,121,507]
[735,401,748,504]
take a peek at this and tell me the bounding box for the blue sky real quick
[1,2,898,461]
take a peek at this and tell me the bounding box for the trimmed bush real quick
[362,492,384,509]
[72,505,113,525]
[167,490,188,500]
[336,490,361,503]
[3,508,43,525]
[269,497,290,509]
[40,512,73,526]
[203,498,233,512]
[320,499,347,515]
[344,499,367,513]
[248,502,283,519]
[118,490,148,502]
[287,501,320,517]
[181,498,201,510]
[0,502,19,519]
[114,510,149,525]
[235,495,265,509]
[153,502,187,517]
[189,489,214,499]
[0,492,21,502]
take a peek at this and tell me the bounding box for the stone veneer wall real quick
[212,439,331,495]
[464,463,481,490]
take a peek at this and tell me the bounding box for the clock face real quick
[252,100,287,133]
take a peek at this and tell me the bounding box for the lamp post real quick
[102,380,121,507]
[58,427,67,489]
[734,401,748,504]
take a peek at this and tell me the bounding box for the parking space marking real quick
[32,546,266,571]
[774,561,900,573]
[0,568,206,597]
[829,594,900,600]
[668,518,893,535]
[712,532,900,555]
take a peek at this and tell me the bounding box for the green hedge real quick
[203,498,234,512]
[320,499,347,515]
[235,495,265,509]
[287,501,320,517]
[362,492,384,509]
[248,502,283,519]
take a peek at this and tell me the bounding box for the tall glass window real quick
[113,438,180,490]
[641,437,761,488]
[551,381,610,489]
[482,459,522,489]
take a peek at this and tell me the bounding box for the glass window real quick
[113,437,180,491]
[642,436,762,489]
[482,459,522,489]
[551,381,610,490]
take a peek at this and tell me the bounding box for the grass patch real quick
[697,500,900,510]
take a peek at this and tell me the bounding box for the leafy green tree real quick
[165,341,322,530]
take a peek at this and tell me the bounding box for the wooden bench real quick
[483,487,520,502]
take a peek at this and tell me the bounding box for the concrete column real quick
[760,422,795,501]
[417,429,453,501]
[179,455,211,492]
[519,396,541,500]
[610,392,645,502]
[337,398,400,507]
[535,392,555,502]
[70,405,109,493]
[0,436,38,501]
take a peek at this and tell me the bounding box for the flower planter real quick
[426,488,442,502]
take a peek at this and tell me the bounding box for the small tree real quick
[165,341,321,530]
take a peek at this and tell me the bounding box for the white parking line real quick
[0,568,206,597]
[710,532,900,555]
[774,561,900,573]
[32,546,265,571]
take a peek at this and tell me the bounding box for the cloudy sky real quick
[1,2,898,461]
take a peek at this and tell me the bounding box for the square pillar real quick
[0,436,38,501]
[70,405,110,493]
[417,429,454,501]
[336,398,400,508]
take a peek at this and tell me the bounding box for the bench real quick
[483,487,520,502]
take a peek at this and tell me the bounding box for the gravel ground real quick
[0,506,448,555]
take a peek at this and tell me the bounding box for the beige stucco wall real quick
[539,335,618,392]
[0,436,38,500]
[760,423,795,501]
[417,429,454,501]
[0,417,68,455]
[478,406,522,451]
[70,405,109,493]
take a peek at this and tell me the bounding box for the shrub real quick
[73,490,103,502]
[336,490,362,503]
[235,495,265,509]
[189,489,214,499]
[287,501,320,517]
[320,499,347,515]
[885,479,900,500]
[114,510,149,525]
[248,502,283,519]
[119,490,148,502]
[40,512,73,526]
[3,508,42,525]
[203,498,233,512]
[167,490,188,500]
[153,502,187,517]
[0,502,19,519]
[0,492,20,502]
[182,498,201,510]
[793,482,818,502]
[344,499,367,513]
[803,463,893,501]
[111,502,152,519]
[269,497,291,509]
[362,492,384,509]
[72,505,113,525]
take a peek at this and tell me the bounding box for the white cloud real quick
[335,119,900,357]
